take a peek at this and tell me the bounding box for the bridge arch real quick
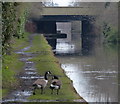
[30,7,96,55]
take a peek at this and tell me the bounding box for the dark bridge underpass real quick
[32,15,96,55]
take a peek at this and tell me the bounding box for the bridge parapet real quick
[41,7,96,15]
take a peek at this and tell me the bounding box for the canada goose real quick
[32,71,51,95]
[50,75,62,95]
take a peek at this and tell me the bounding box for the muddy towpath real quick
[2,34,87,103]
[2,35,43,102]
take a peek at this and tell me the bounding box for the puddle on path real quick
[20,76,42,80]
[2,45,41,103]
[19,57,33,61]
[24,68,36,71]
[25,71,37,75]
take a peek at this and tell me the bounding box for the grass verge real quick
[1,32,30,98]
[27,34,85,102]
[12,32,30,50]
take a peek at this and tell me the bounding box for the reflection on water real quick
[56,42,75,54]
[56,38,118,102]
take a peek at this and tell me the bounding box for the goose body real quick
[33,71,51,95]
[50,79,61,89]
[33,79,48,88]
[50,75,62,95]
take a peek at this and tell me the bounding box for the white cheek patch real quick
[47,71,50,75]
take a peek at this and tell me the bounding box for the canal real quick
[54,32,118,102]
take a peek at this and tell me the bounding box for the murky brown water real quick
[56,36,118,103]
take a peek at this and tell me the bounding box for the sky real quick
[52,0,72,6]
[51,0,119,6]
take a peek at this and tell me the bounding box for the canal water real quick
[55,34,118,103]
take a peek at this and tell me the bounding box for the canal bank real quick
[2,33,87,103]
[27,34,87,102]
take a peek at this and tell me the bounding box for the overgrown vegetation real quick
[27,35,83,101]
[69,2,119,45]
[2,2,30,97]
[94,2,119,44]
[102,23,119,44]
[2,2,28,55]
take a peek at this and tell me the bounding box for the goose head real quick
[46,71,52,75]
[52,75,59,80]
[44,71,52,80]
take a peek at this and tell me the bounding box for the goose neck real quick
[44,73,48,80]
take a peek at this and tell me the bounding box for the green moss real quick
[28,35,82,101]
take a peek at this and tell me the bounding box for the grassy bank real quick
[27,34,85,102]
[12,32,30,51]
[1,32,29,97]
[2,53,23,97]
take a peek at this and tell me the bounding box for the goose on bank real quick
[32,71,51,95]
[50,75,62,95]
